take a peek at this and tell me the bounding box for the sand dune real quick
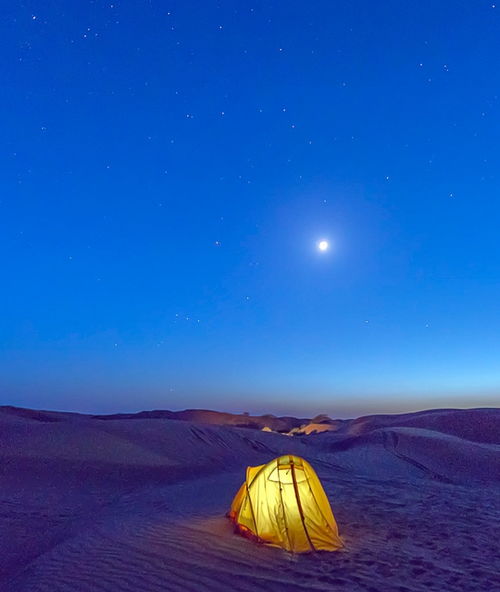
[1,406,498,591]
[340,408,500,444]
[294,408,500,443]
[91,408,307,433]
[315,427,500,485]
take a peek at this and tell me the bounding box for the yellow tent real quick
[228,454,343,553]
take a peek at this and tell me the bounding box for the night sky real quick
[2,2,499,416]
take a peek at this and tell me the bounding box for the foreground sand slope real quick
[1,407,498,592]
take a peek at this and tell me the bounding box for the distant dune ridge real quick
[91,408,309,433]
[0,405,499,591]
[3,403,497,442]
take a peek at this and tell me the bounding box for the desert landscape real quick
[5,2,500,590]
[1,405,498,592]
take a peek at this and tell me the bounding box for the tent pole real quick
[245,472,259,538]
[276,458,292,550]
[290,456,316,552]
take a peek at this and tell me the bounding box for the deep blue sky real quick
[1,1,499,416]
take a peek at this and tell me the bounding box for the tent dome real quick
[228,454,343,553]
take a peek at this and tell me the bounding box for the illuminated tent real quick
[228,455,343,553]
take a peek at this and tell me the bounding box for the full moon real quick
[317,239,329,252]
